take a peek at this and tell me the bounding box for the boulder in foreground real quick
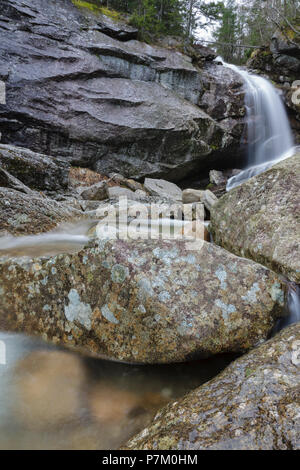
[0,188,84,235]
[211,154,300,283]
[0,238,286,363]
[123,323,300,450]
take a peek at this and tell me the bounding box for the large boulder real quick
[0,0,243,181]
[211,154,300,283]
[123,323,300,450]
[0,188,83,235]
[0,144,69,191]
[0,238,286,363]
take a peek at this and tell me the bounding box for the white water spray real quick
[216,59,295,190]
[287,285,300,327]
[274,284,300,333]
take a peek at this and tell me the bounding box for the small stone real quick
[209,170,227,186]
[182,189,204,204]
[77,181,107,201]
[202,190,218,212]
[144,179,182,202]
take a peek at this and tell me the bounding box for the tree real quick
[213,0,238,62]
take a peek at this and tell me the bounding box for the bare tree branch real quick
[269,17,300,49]
[271,5,300,36]
[196,39,262,49]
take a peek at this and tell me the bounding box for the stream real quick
[0,331,236,450]
[0,57,299,449]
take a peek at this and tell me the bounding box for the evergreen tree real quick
[214,0,238,62]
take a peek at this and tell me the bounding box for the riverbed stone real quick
[123,323,300,450]
[0,188,84,235]
[0,144,69,191]
[0,238,286,363]
[182,189,204,204]
[77,181,108,201]
[202,189,218,212]
[211,154,300,283]
[144,179,182,202]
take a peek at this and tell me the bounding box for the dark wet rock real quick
[0,167,34,195]
[89,13,138,42]
[0,0,243,181]
[0,144,69,191]
[190,43,217,61]
[123,323,300,450]
[0,188,84,235]
[211,154,300,283]
[198,61,246,143]
[273,53,300,73]
[270,30,300,59]
[0,237,286,363]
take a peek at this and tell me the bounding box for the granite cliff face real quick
[0,0,245,181]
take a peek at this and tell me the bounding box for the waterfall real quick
[274,284,300,333]
[217,59,295,191]
[286,285,300,326]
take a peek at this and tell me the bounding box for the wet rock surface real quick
[123,323,300,450]
[211,154,300,283]
[0,144,69,191]
[0,0,244,181]
[0,237,286,363]
[0,187,84,235]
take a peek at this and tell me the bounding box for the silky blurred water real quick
[216,59,295,191]
[0,332,235,450]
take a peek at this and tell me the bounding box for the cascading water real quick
[217,59,295,190]
[274,284,300,333]
[287,285,300,326]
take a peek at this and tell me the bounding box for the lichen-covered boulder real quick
[0,238,286,363]
[211,154,300,283]
[0,188,84,235]
[123,323,300,450]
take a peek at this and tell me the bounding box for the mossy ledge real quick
[71,0,120,21]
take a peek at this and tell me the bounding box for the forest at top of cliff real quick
[78,1,299,64]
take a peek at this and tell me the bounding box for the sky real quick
[195,0,222,42]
